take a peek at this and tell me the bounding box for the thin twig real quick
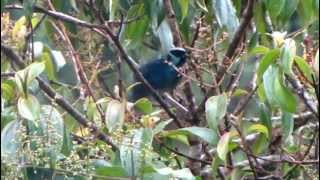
[1,44,118,151]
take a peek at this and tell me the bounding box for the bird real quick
[128,47,187,102]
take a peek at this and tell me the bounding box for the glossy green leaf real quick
[278,0,299,23]
[249,46,270,56]
[248,124,269,139]
[253,2,268,33]
[42,50,56,80]
[264,0,285,20]
[281,112,294,140]
[298,0,317,26]
[123,4,149,42]
[232,88,248,97]
[177,0,189,22]
[105,100,125,132]
[212,0,239,37]
[17,95,40,121]
[294,56,314,82]
[205,93,228,131]
[134,98,153,114]
[280,39,296,76]
[217,132,231,162]
[257,48,280,82]
[263,65,280,105]
[164,127,219,145]
[273,71,297,113]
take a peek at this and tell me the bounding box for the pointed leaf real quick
[217,132,231,162]
[17,94,40,121]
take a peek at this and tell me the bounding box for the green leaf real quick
[280,39,296,76]
[15,62,45,93]
[17,95,40,121]
[123,4,149,42]
[42,50,56,80]
[134,98,153,114]
[120,128,153,176]
[281,112,294,141]
[263,66,297,112]
[278,0,299,23]
[232,88,248,97]
[259,103,272,134]
[164,127,219,145]
[205,94,228,131]
[257,48,280,82]
[264,0,285,20]
[95,166,127,177]
[273,71,297,113]
[105,100,125,132]
[1,80,15,101]
[177,0,189,22]
[23,0,35,18]
[249,46,270,56]
[196,0,208,12]
[248,124,269,139]
[212,0,239,37]
[298,0,317,26]
[294,56,314,82]
[217,132,231,162]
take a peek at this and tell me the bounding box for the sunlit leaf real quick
[294,56,314,82]
[205,93,228,131]
[217,132,231,162]
[280,39,296,76]
[248,124,269,139]
[134,98,153,114]
[257,48,280,82]
[17,94,40,121]
[105,100,125,132]
[177,0,189,22]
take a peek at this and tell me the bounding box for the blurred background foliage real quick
[1,0,319,179]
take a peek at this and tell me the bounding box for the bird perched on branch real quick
[128,47,187,102]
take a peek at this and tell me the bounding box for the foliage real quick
[1,0,319,179]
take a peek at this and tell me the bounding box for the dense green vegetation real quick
[1,0,319,179]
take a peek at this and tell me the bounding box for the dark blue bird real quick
[128,47,187,102]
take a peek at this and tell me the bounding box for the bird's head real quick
[167,47,187,67]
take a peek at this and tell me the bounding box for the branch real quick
[216,0,255,82]
[1,44,118,151]
[286,75,319,118]
[6,4,183,127]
